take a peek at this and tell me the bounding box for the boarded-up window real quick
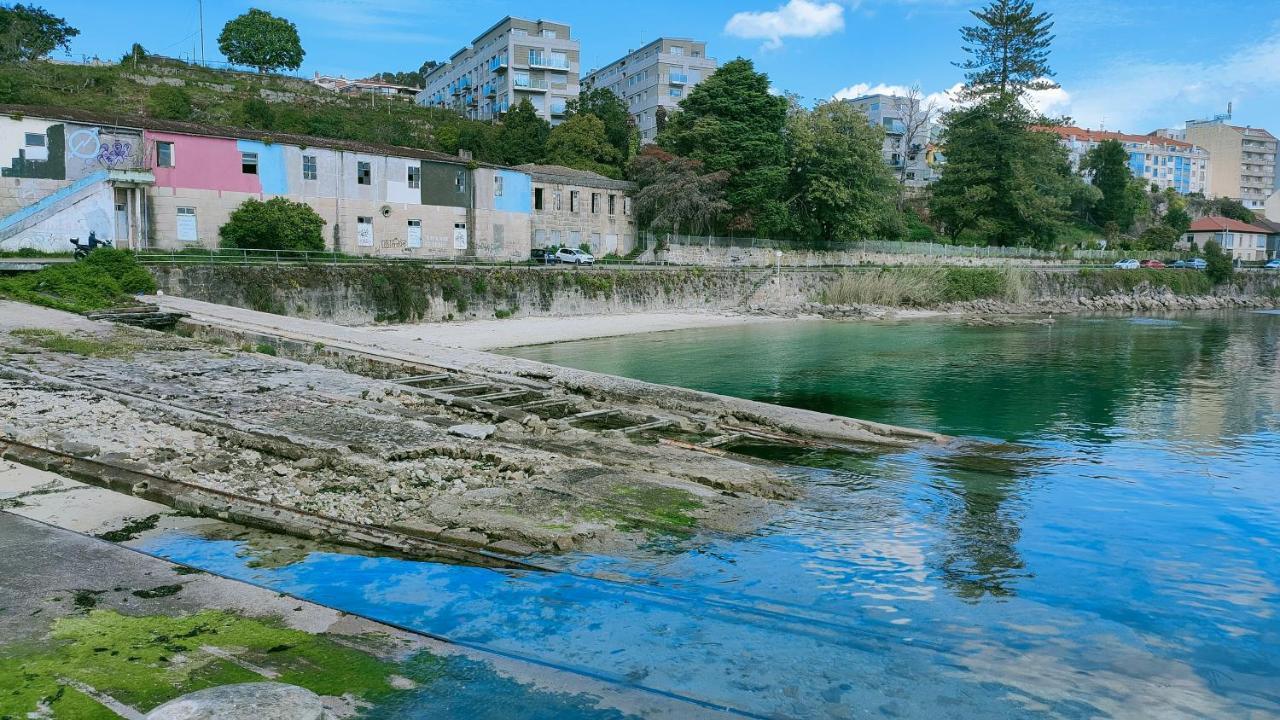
[406,219,422,248]
[176,207,197,242]
[357,216,374,246]
[533,229,547,246]
[494,175,504,197]
[493,223,505,250]
[569,230,582,247]
[453,222,468,250]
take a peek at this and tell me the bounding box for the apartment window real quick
[591,192,600,214]
[608,194,616,215]
[534,187,544,210]
[542,29,557,38]
[455,170,467,192]
[241,152,258,174]
[494,175,504,197]
[357,161,371,185]
[512,28,527,37]
[407,165,420,189]
[24,132,44,148]
[302,154,317,180]
[670,88,682,98]
[155,141,174,168]
[570,190,579,212]
[176,207,197,242]
[670,46,684,56]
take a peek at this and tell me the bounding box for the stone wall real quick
[657,243,1074,268]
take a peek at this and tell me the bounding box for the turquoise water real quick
[137,313,1280,718]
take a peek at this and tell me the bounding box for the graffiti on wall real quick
[67,127,140,170]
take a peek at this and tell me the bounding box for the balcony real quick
[484,83,496,98]
[669,72,688,85]
[550,101,567,117]
[489,56,509,72]
[527,53,570,70]
[513,76,549,92]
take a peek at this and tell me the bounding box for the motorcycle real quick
[70,231,112,260]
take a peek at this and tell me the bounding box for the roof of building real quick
[1250,217,1280,234]
[0,104,499,169]
[1187,216,1272,234]
[514,164,636,190]
[1042,125,1197,150]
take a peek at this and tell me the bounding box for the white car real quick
[556,248,595,265]
[1113,259,1140,270]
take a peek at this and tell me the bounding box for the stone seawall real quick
[657,243,1074,268]
[148,264,1280,325]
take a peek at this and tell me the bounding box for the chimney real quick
[458,149,474,161]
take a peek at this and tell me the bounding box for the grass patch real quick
[254,342,278,356]
[819,267,1029,307]
[1077,268,1212,295]
[0,609,404,717]
[0,249,155,313]
[10,328,142,359]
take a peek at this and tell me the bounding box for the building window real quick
[302,154,317,180]
[569,230,582,247]
[670,46,684,56]
[591,193,600,214]
[241,152,258,174]
[24,132,45,148]
[623,196,631,215]
[494,175,504,197]
[357,216,374,246]
[542,29,557,38]
[553,190,562,211]
[407,219,422,248]
[357,161,371,185]
[155,141,174,168]
[570,190,579,212]
[534,187,544,210]
[455,170,466,192]
[176,207,197,242]
[608,194,616,215]
[407,165,420,188]
[670,88,682,98]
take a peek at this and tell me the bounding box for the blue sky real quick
[41,0,1280,132]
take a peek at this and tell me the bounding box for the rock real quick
[293,457,324,471]
[488,539,537,556]
[391,520,444,538]
[58,440,100,458]
[439,528,490,547]
[553,535,576,552]
[145,682,323,720]
[271,463,291,477]
[463,487,505,502]
[191,454,233,474]
[448,423,496,440]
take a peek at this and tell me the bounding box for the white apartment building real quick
[581,38,717,145]
[1046,126,1209,195]
[417,17,580,124]
[842,93,943,187]
[1184,118,1277,210]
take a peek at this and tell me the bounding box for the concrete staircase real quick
[0,170,110,245]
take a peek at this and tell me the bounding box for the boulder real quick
[145,683,323,720]
[448,423,496,440]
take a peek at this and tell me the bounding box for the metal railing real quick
[132,247,672,269]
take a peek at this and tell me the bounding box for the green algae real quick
[131,584,185,599]
[95,514,162,543]
[0,609,406,719]
[583,485,704,538]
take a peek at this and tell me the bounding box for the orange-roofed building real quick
[1180,216,1271,262]
[1041,126,1210,195]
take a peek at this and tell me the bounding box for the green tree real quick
[566,87,634,166]
[1164,203,1191,233]
[929,97,1077,246]
[956,0,1058,103]
[658,58,790,235]
[145,85,193,120]
[495,99,549,166]
[1082,139,1136,230]
[1202,239,1233,283]
[628,147,729,236]
[220,197,325,252]
[217,8,304,74]
[544,113,623,179]
[0,3,78,63]
[1136,224,1178,252]
[787,101,903,241]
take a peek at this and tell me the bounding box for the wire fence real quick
[132,247,672,269]
[651,233,1166,262]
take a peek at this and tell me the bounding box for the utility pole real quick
[198,0,206,65]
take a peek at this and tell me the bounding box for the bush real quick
[219,197,326,252]
[0,248,155,312]
[1203,240,1233,284]
[942,268,1004,302]
[236,98,275,130]
[906,212,938,243]
[1136,225,1178,252]
[145,85,193,120]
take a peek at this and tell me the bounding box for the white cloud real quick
[725,0,847,50]
[832,82,962,110]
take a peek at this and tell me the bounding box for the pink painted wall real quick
[146,131,261,193]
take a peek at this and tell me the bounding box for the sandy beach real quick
[368,311,798,350]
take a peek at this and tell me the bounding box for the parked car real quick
[1113,259,1140,270]
[1139,259,1166,269]
[555,247,595,265]
[1187,258,1207,270]
[530,247,557,264]
[1265,259,1280,270]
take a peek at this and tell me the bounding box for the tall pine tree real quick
[1081,139,1136,230]
[955,0,1058,102]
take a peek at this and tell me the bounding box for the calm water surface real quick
[138,313,1280,718]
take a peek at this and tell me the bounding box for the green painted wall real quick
[420,160,470,208]
[3,123,66,180]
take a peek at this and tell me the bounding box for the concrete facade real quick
[841,94,943,188]
[516,164,636,255]
[417,17,580,124]
[1184,119,1277,210]
[581,38,718,145]
[1045,126,1209,195]
[1180,216,1270,262]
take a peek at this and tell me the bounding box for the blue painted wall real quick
[235,140,287,195]
[494,170,532,214]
